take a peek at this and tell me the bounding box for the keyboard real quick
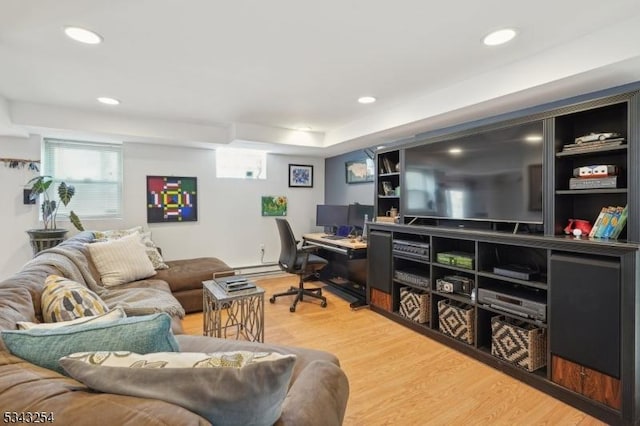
[323,235,347,240]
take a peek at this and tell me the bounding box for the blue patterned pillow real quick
[1,313,178,374]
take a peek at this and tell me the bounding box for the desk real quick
[302,233,367,308]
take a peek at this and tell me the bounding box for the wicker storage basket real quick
[491,315,547,371]
[437,299,474,344]
[399,287,429,324]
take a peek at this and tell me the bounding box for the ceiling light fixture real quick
[64,26,103,45]
[97,97,120,105]
[483,28,517,46]
[449,148,462,155]
[525,135,543,143]
[358,96,376,104]
[296,126,312,131]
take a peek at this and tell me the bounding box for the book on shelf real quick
[589,205,627,239]
[382,157,394,174]
[588,207,608,238]
[610,205,628,240]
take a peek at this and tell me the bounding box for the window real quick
[215,148,267,179]
[43,138,123,219]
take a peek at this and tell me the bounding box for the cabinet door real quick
[552,355,621,410]
[367,231,392,310]
[550,253,620,378]
[551,355,584,395]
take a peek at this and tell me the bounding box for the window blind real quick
[43,138,123,219]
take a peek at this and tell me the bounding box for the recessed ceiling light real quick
[449,148,463,155]
[296,126,312,131]
[64,26,103,45]
[525,135,543,143]
[97,97,120,105]
[483,28,516,46]
[358,96,376,104]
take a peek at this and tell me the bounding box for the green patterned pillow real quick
[60,351,296,426]
[41,275,108,322]
[1,313,179,375]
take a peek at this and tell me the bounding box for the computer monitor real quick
[316,205,349,230]
[347,203,374,229]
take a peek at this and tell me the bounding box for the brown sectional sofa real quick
[0,232,350,425]
[155,257,233,313]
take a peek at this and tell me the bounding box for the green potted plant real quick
[26,175,84,254]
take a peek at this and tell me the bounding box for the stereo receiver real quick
[393,240,430,260]
[394,268,430,288]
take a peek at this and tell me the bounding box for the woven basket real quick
[437,299,474,344]
[399,287,429,324]
[491,315,547,371]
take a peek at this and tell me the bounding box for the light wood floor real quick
[183,275,604,426]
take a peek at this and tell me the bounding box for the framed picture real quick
[345,158,374,184]
[262,196,287,216]
[146,175,198,223]
[289,164,313,188]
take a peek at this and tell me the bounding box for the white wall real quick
[0,139,325,280]
[0,135,42,278]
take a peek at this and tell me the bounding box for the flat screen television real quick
[403,120,544,224]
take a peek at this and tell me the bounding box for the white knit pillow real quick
[88,233,156,287]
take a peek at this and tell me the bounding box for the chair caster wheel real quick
[269,297,275,303]
[321,301,327,308]
[289,306,296,312]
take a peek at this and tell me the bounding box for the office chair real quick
[269,218,328,312]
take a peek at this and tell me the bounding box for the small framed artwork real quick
[262,196,287,216]
[289,164,313,188]
[346,158,375,184]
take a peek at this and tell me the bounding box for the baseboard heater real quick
[230,262,284,278]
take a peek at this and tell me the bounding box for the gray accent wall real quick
[325,150,375,205]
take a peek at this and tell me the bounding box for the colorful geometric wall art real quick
[147,176,198,223]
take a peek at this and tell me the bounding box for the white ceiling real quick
[1,0,640,157]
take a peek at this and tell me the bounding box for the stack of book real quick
[589,205,628,239]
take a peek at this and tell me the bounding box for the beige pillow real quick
[18,308,126,330]
[41,275,109,322]
[94,226,168,270]
[88,233,156,287]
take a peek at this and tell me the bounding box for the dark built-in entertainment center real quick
[367,85,640,425]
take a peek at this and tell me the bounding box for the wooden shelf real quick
[555,144,627,157]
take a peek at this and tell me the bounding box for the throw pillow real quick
[94,226,168,270]
[41,275,109,322]
[88,233,156,287]
[18,307,126,330]
[60,351,296,426]
[1,313,179,375]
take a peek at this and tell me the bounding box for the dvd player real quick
[478,285,546,321]
[493,264,539,281]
